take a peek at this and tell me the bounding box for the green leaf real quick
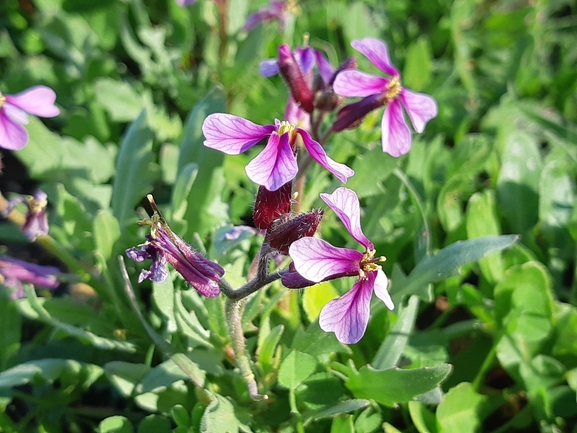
[137,415,171,433]
[111,110,154,226]
[0,293,20,370]
[313,399,371,420]
[104,361,151,398]
[344,364,452,407]
[152,277,177,334]
[278,350,317,390]
[94,77,143,122]
[408,401,438,433]
[178,87,228,237]
[302,281,339,322]
[200,394,241,433]
[393,235,519,302]
[98,415,134,433]
[373,296,419,370]
[466,190,503,285]
[257,324,284,377]
[436,383,487,433]
[403,37,432,91]
[496,129,542,233]
[93,209,121,264]
[171,162,199,221]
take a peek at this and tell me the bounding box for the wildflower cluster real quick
[0,32,436,400]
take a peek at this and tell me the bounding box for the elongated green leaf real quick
[0,293,20,370]
[200,394,241,433]
[345,364,452,407]
[373,296,419,370]
[178,87,228,236]
[392,235,519,303]
[313,399,371,420]
[93,209,121,264]
[111,110,154,226]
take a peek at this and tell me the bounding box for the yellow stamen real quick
[27,195,47,214]
[0,93,5,109]
[278,120,298,143]
[385,76,402,100]
[359,249,387,279]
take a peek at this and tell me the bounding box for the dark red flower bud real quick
[253,182,293,229]
[328,56,357,86]
[315,89,343,112]
[331,94,386,132]
[278,44,315,113]
[264,208,324,255]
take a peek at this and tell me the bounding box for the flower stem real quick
[225,297,267,400]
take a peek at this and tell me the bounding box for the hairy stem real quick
[225,297,267,400]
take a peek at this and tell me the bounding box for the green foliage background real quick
[0,0,576,432]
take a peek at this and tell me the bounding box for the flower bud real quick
[331,94,386,132]
[329,56,357,86]
[278,44,315,113]
[264,208,323,255]
[253,182,293,229]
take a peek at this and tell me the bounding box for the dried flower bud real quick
[264,208,323,255]
[315,89,343,112]
[253,182,293,229]
[278,44,315,113]
[329,56,357,86]
[331,94,386,132]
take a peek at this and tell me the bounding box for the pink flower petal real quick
[3,104,28,124]
[319,187,373,250]
[5,86,60,117]
[0,109,29,150]
[298,129,354,184]
[245,132,298,191]
[351,38,399,77]
[289,237,362,282]
[203,113,275,154]
[333,70,388,97]
[319,273,375,344]
[400,89,438,133]
[381,99,412,157]
[373,269,394,310]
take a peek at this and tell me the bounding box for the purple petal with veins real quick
[351,37,399,77]
[320,187,373,249]
[333,70,388,97]
[400,89,438,133]
[298,129,354,184]
[289,237,362,282]
[319,272,375,344]
[245,132,298,191]
[203,113,275,154]
[381,99,412,157]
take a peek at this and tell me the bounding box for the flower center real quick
[278,120,299,147]
[0,93,5,109]
[359,249,386,279]
[27,195,47,214]
[384,76,402,100]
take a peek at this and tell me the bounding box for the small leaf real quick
[302,281,339,322]
[98,415,134,433]
[278,350,317,390]
[200,394,241,433]
[436,383,487,433]
[345,364,452,407]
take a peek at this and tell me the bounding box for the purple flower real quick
[243,0,293,32]
[286,187,394,344]
[126,212,224,297]
[0,256,60,299]
[4,190,49,241]
[0,86,60,151]
[176,0,195,6]
[333,38,437,157]
[202,114,354,191]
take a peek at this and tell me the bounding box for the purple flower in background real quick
[287,187,394,344]
[0,86,60,151]
[333,38,437,157]
[176,0,195,6]
[3,190,49,241]
[243,0,294,32]
[126,206,224,297]
[202,114,353,191]
[0,256,60,299]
